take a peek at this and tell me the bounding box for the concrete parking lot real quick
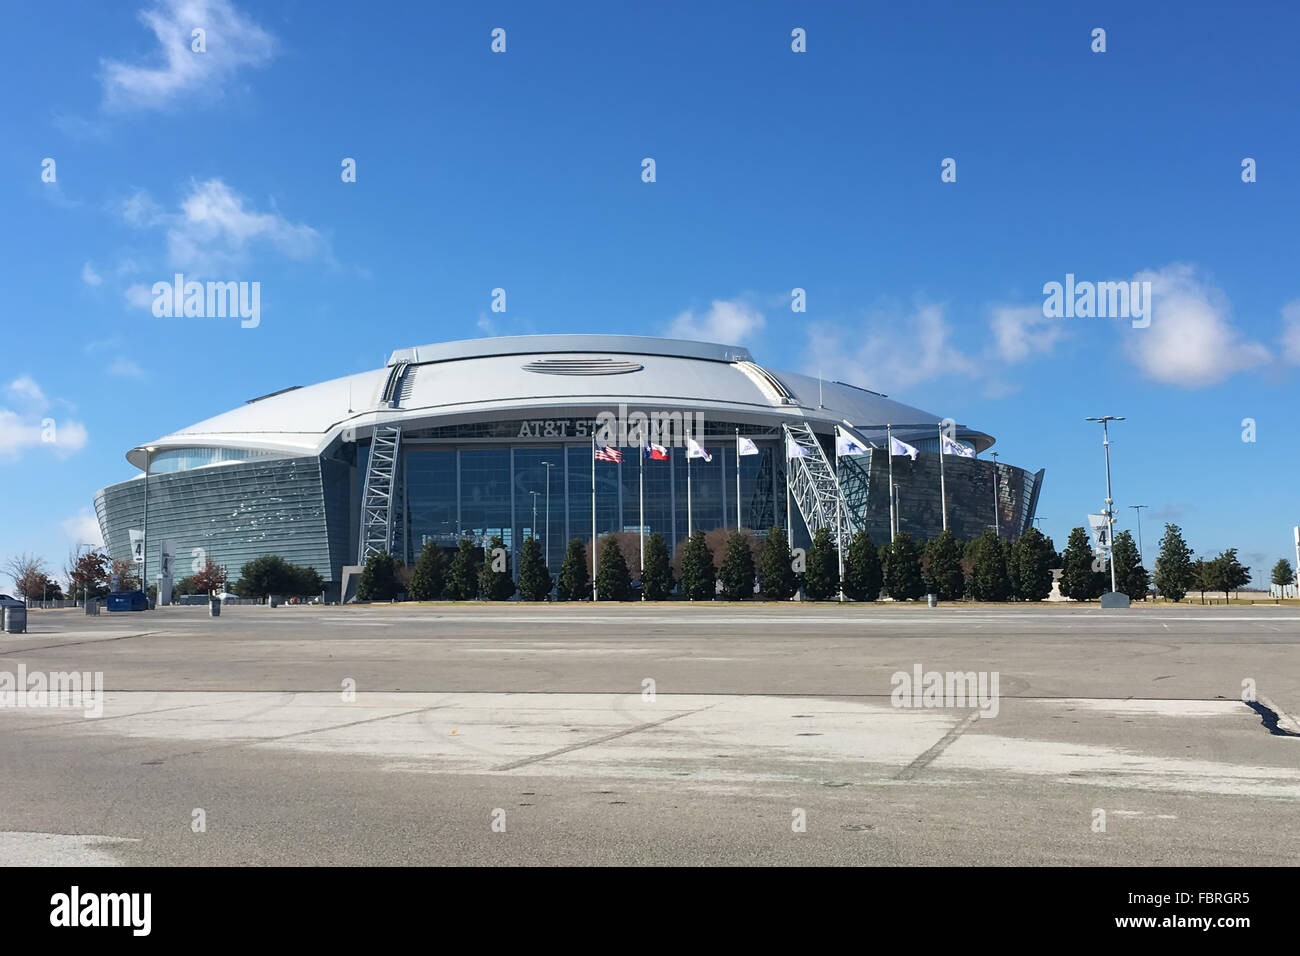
[0,603,1297,865]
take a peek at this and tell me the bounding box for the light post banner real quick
[129,529,144,564]
[1087,513,1111,551]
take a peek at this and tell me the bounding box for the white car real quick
[0,594,25,608]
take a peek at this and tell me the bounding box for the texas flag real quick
[643,442,670,461]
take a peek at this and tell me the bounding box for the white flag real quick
[889,436,919,460]
[941,434,975,458]
[129,529,144,564]
[835,426,867,457]
[737,436,759,456]
[786,436,809,459]
[686,439,712,462]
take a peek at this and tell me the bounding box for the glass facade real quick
[94,418,1039,596]
[396,437,784,575]
[95,455,351,589]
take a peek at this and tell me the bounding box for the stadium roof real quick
[125,334,993,469]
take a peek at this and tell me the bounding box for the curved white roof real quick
[126,334,992,469]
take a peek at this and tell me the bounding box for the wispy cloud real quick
[1280,300,1300,366]
[666,298,765,345]
[81,262,103,287]
[60,508,104,549]
[108,358,145,379]
[100,0,275,112]
[0,377,89,460]
[118,178,330,278]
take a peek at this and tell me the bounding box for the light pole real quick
[1085,416,1125,595]
[1129,504,1148,565]
[141,445,155,601]
[542,461,555,563]
[1032,517,1047,529]
[530,491,540,540]
[990,451,1000,539]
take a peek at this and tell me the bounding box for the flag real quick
[941,434,976,458]
[835,426,867,457]
[737,436,759,456]
[643,442,670,461]
[889,436,919,460]
[594,445,623,463]
[786,436,809,459]
[686,439,712,462]
[1087,513,1111,551]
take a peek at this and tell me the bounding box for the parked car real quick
[0,593,24,609]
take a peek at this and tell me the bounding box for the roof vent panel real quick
[521,357,644,376]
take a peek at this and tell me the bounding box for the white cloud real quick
[803,303,980,394]
[990,303,1067,363]
[100,0,275,111]
[108,358,145,379]
[81,262,103,287]
[1280,300,1300,366]
[1124,264,1269,386]
[667,299,765,345]
[476,314,497,336]
[124,284,155,309]
[0,377,88,460]
[6,376,49,412]
[118,179,329,276]
[61,508,104,549]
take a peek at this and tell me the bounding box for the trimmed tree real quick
[556,538,590,602]
[803,528,839,601]
[843,530,883,602]
[1207,548,1251,601]
[757,526,797,600]
[719,530,756,600]
[883,532,925,601]
[1060,527,1106,601]
[1153,523,1193,603]
[517,537,552,602]
[408,540,447,601]
[1111,530,1148,599]
[678,530,716,601]
[1002,540,1021,601]
[479,534,516,600]
[1272,558,1296,595]
[444,539,481,601]
[966,531,1011,602]
[596,535,633,601]
[1013,527,1056,602]
[1191,557,1210,601]
[922,530,964,601]
[641,531,674,600]
[356,551,399,601]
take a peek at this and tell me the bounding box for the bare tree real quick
[3,553,48,600]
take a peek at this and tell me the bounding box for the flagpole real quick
[887,424,896,543]
[836,433,844,601]
[938,423,948,532]
[735,429,741,530]
[687,454,693,539]
[591,436,597,602]
[639,442,645,601]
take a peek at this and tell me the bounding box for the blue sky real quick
[2,0,1298,588]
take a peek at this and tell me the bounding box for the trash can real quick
[267,595,278,608]
[208,596,221,617]
[926,593,938,608]
[85,600,99,616]
[5,606,27,634]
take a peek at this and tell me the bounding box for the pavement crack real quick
[491,705,715,772]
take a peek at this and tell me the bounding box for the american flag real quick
[593,444,623,463]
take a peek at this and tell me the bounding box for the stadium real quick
[94,334,1044,599]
